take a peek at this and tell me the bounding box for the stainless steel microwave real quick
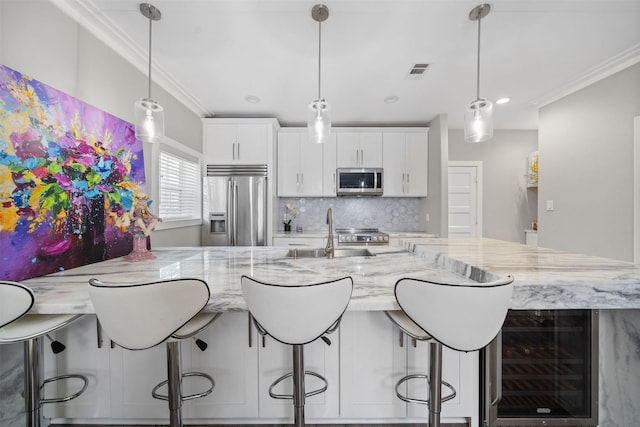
[336,168,383,196]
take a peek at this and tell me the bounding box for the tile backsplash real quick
[278,197,423,232]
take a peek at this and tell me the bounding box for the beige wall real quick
[449,129,539,243]
[538,63,640,261]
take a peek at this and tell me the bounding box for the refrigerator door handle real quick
[227,178,234,245]
[233,179,239,245]
[490,331,503,407]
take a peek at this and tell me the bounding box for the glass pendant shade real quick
[134,98,164,142]
[308,98,331,144]
[464,98,493,143]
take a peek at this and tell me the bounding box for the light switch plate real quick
[546,200,554,211]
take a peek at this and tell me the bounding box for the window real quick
[157,148,201,225]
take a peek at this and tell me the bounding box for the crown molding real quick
[49,0,211,117]
[531,43,640,107]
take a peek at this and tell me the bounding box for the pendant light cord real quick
[475,12,481,101]
[147,9,153,100]
[317,20,322,100]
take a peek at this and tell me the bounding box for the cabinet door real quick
[299,138,324,196]
[339,312,407,418]
[257,334,340,419]
[236,124,268,164]
[204,124,268,165]
[43,315,111,419]
[336,133,361,167]
[188,312,259,418]
[322,133,337,196]
[382,132,407,197]
[277,132,301,196]
[359,132,383,167]
[204,124,236,164]
[404,132,428,196]
[109,342,172,419]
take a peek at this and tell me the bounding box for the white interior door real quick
[448,162,482,238]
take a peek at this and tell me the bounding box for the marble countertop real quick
[19,237,640,314]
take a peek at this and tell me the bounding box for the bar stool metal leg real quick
[429,341,443,427]
[166,341,183,427]
[24,337,44,427]
[292,344,305,427]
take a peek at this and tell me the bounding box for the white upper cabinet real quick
[277,130,324,196]
[203,119,276,165]
[382,130,428,197]
[322,133,337,196]
[336,131,383,168]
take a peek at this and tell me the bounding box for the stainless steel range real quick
[336,228,389,245]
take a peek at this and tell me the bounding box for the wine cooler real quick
[482,309,598,426]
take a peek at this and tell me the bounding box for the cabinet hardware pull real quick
[399,330,404,348]
[248,312,253,348]
[361,149,364,165]
[237,143,240,159]
[96,317,103,349]
[333,172,336,193]
[406,173,410,193]
[300,173,304,192]
[402,173,405,193]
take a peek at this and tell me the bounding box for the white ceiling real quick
[56,0,640,130]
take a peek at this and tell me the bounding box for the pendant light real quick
[134,3,164,143]
[308,4,331,144]
[464,4,493,143]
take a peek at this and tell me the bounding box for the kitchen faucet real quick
[325,208,334,259]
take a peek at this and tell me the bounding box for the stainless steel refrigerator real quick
[202,165,267,246]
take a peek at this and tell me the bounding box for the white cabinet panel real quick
[273,237,326,247]
[339,311,407,418]
[336,131,382,168]
[277,130,323,197]
[257,334,340,419]
[340,311,477,424]
[43,315,111,419]
[109,343,170,419]
[203,121,269,165]
[383,131,428,197]
[188,312,259,418]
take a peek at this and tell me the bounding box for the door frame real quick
[448,161,483,238]
[634,116,640,263]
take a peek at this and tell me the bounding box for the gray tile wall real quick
[278,197,423,232]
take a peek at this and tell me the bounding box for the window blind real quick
[159,150,199,221]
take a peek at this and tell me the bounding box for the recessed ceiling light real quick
[384,96,400,104]
[496,97,511,105]
[245,95,261,104]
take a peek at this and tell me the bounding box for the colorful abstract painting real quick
[0,64,146,281]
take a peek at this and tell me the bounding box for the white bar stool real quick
[88,278,220,427]
[241,275,353,427]
[0,281,88,427]
[387,275,514,427]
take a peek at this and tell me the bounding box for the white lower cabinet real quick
[188,311,259,418]
[45,311,478,424]
[109,340,169,419]
[340,311,479,425]
[257,333,340,420]
[272,236,326,247]
[43,315,111,419]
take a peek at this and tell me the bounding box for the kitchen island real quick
[9,238,640,426]
[20,237,640,314]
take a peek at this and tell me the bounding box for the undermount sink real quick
[286,247,375,259]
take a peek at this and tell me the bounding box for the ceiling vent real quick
[407,63,430,79]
